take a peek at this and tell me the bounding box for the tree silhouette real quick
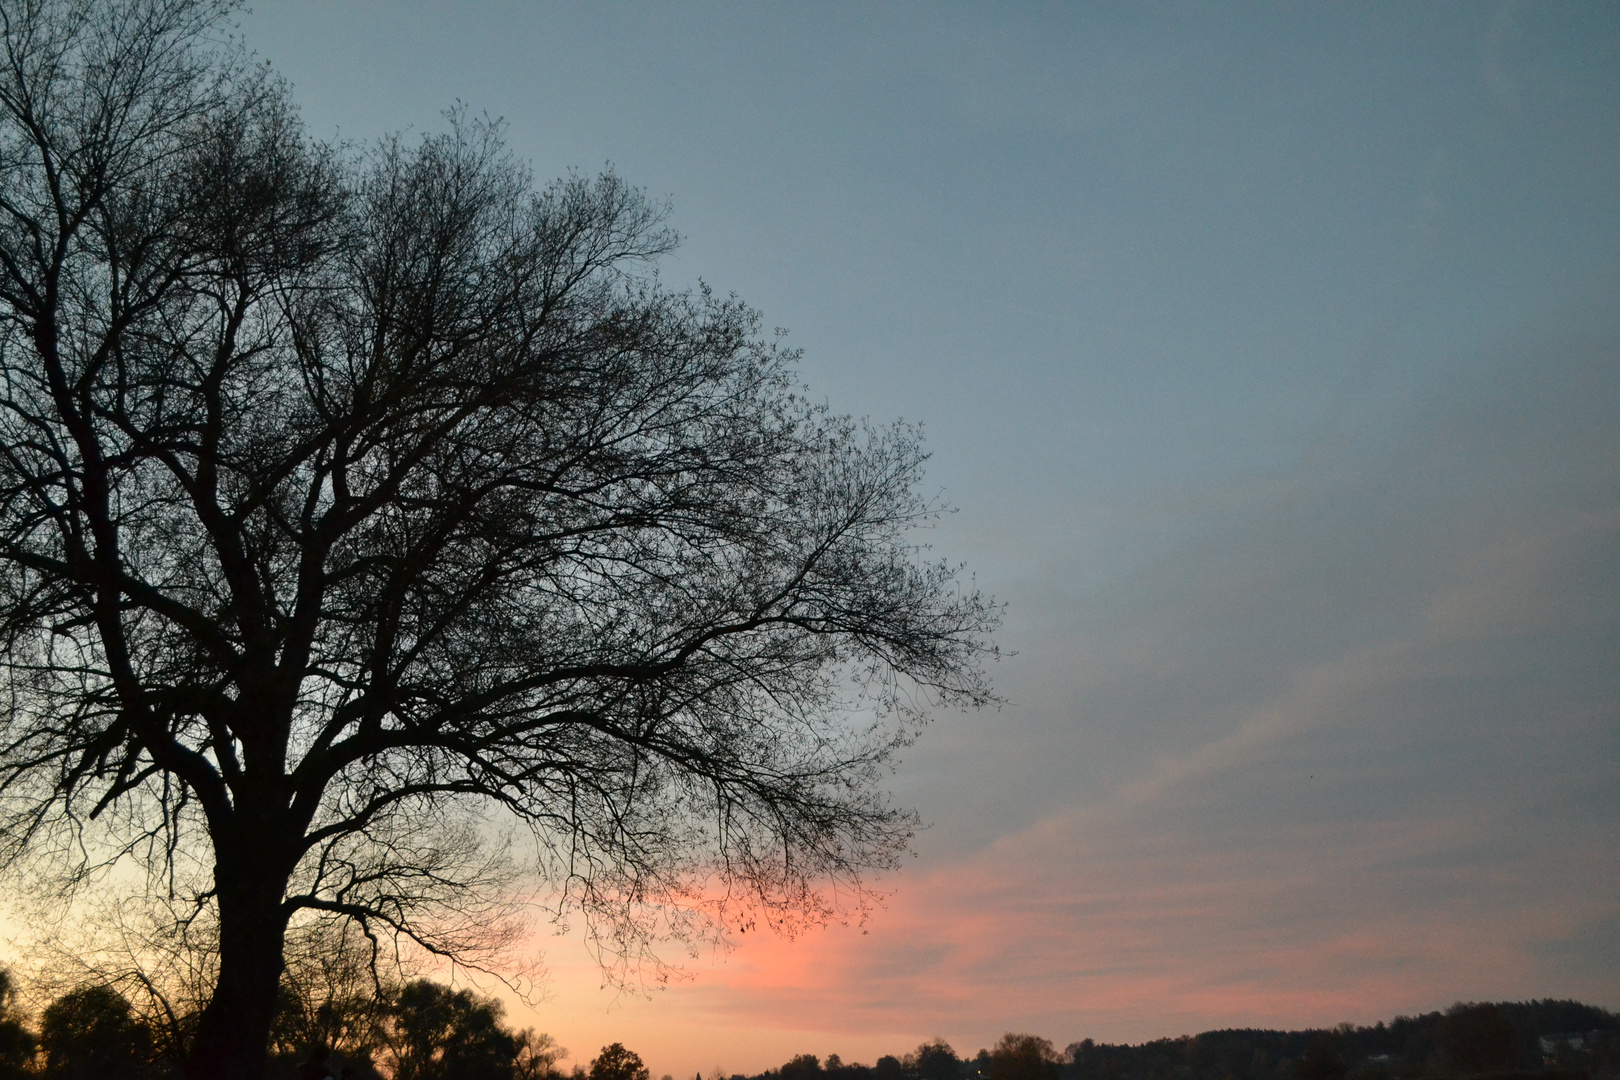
[383,980,523,1080]
[989,1034,1060,1080]
[38,984,153,1080]
[0,1,998,1077]
[780,1055,822,1080]
[590,1043,651,1080]
[911,1040,960,1080]
[511,1028,567,1080]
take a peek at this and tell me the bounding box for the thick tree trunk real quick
[185,838,293,1080]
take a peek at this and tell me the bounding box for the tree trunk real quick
[185,839,292,1080]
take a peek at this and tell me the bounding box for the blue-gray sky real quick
[236,2,1619,1073]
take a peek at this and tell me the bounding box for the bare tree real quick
[0,1,998,1077]
[15,895,218,1069]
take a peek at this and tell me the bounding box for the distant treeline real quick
[2,962,1616,1080]
[737,1002,1620,1080]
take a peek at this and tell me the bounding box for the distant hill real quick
[1063,1001,1619,1080]
[741,1001,1619,1080]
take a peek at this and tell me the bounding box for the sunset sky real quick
[221,2,1620,1075]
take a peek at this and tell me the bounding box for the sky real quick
[163,1,1620,1074]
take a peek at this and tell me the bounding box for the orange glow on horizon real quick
[499,805,1616,1079]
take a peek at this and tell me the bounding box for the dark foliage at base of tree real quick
[0,965,567,1080]
[0,971,35,1080]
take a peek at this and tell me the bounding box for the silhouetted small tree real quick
[512,1029,568,1080]
[384,980,523,1080]
[989,1034,1059,1080]
[590,1043,651,1080]
[874,1055,905,1080]
[781,1055,823,1080]
[39,984,153,1080]
[912,1040,959,1080]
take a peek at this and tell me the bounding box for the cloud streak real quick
[514,317,1620,1076]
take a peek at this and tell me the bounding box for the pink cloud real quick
[508,804,1616,1079]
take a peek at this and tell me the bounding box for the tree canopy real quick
[385,980,525,1080]
[989,1036,1060,1080]
[590,1043,651,1080]
[37,984,153,1080]
[0,0,997,1075]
